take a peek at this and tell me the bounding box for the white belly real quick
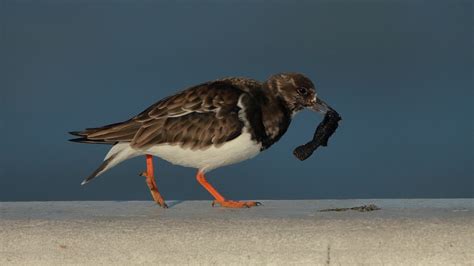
[145,131,262,172]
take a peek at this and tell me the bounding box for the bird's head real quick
[265,72,329,115]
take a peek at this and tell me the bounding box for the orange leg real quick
[140,155,168,208]
[196,171,261,208]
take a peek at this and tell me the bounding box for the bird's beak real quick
[309,97,331,114]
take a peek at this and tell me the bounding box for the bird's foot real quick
[139,171,168,208]
[211,200,262,208]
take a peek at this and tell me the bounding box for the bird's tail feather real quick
[69,120,139,145]
[81,143,139,185]
[81,153,119,185]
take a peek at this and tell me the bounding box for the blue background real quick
[1,0,472,201]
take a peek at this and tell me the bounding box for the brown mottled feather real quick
[73,80,253,150]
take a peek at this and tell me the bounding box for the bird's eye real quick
[297,87,308,96]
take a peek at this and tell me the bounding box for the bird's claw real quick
[211,200,262,208]
[139,171,167,208]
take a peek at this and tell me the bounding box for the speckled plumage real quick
[70,73,321,184]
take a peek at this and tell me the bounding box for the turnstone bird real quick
[70,73,331,208]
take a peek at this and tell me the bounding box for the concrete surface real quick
[0,199,473,265]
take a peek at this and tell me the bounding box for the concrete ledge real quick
[1,199,473,265]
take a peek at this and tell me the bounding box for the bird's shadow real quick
[166,200,185,208]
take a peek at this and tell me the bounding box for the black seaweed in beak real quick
[294,97,342,161]
[310,97,331,114]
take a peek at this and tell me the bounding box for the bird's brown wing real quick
[71,80,250,150]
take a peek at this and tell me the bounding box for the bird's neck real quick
[259,83,293,145]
